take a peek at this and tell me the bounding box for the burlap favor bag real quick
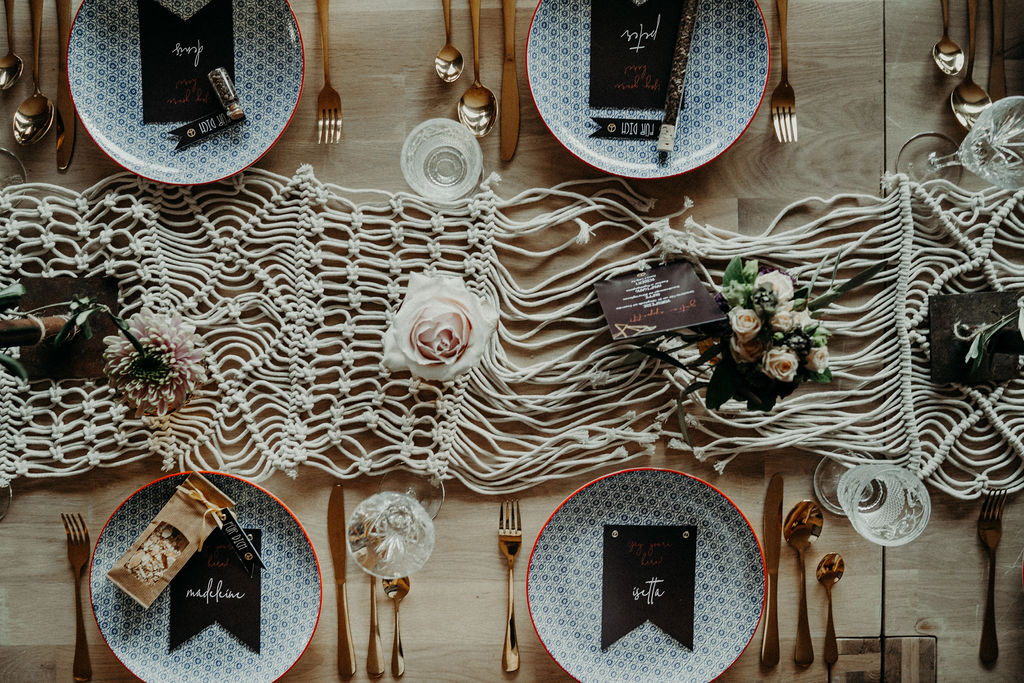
[107,472,236,608]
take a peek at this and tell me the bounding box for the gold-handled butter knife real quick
[54,0,76,171]
[499,0,519,162]
[328,485,357,678]
[760,473,783,667]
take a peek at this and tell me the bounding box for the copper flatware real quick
[932,0,964,75]
[978,489,1006,663]
[769,0,796,142]
[498,499,522,672]
[55,0,76,171]
[784,500,822,667]
[499,0,519,161]
[950,0,991,129]
[61,513,92,682]
[760,474,783,667]
[382,576,410,677]
[816,552,845,665]
[315,0,342,143]
[327,485,357,678]
[367,575,385,678]
[989,0,1005,100]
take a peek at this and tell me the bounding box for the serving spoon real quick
[13,0,53,145]
[0,0,23,90]
[950,0,991,129]
[816,552,845,665]
[931,0,964,75]
[382,576,410,677]
[435,0,464,82]
[457,0,497,137]
[784,500,823,668]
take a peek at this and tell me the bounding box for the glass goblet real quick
[346,490,436,580]
[896,95,1024,189]
[836,464,931,546]
[378,469,445,520]
[0,481,10,522]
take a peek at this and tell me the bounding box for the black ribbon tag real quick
[219,508,265,578]
[169,527,261,653]
[138,0,235,123]
[589,0,685,109]
[601,524,696,651]
[167,109,245,151]
[589,117,660,139]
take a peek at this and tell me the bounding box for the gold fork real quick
[498,500,521,672]
[770,0,797,142]
[315,0,342,144]
[978,489,1006,664]
[61,513,92,682]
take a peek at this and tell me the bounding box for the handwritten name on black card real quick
[601,524,696,650]
[593,261,726,340]
[589,0,684,110]
[169,527,261,653]
[138,0,235,123]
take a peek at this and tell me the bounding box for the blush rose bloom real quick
[383,274,498,382]
[770,303,797,332]
[728,307,762,342]
[730,335,765,363]
[806,346,830,373]
[762,346,800,383]
[755,270,795,304]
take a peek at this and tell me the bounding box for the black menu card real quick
[589,0,685,109]
[138,0,235,123]
[601,524,697,650]
[169,527,261,653]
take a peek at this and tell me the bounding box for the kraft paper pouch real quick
[106,472,235,608]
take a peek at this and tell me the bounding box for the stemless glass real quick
[896,96,1024,189]
[346,490,436,579]
[836,464,931,546]
[400,118,483,201]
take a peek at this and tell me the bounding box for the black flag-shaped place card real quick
[138,0,235,123]
[601,524,696,651]
[169,527,261,653]
[589,0,684,110]
[594,261,726,340]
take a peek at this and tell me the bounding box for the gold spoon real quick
[950,0,991,129]
[457,0,497,137]
[932,0,964,75]
[0,0,23,90]
[435,0,464,83]
[12,0,53,145]
[816,552,845,665]
[382,576,410,677]
[784,500,823,668]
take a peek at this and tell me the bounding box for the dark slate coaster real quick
[929,292,1021,383]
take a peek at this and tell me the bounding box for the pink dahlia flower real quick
[103,310,207,417]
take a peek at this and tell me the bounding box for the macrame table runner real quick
[0,167,1022,498]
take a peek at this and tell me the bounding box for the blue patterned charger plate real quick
[526,0,769,179]
[90,473,321,682]
[69,0,304,185]
[527,468,765,682]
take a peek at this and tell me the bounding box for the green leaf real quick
[108,312,147,355]
[705,356,738,409]
[0,352,27,381]
[636,346,690,371]
[808,260,890,311]
[676,392,693,449]
[722,257,744,288]
[53,316,78,347]
[0,282,26,312]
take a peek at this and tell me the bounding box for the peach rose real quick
[728,307,762,343]
[762,346,799,382]
[730,335,766,363]
[806,346,830,373]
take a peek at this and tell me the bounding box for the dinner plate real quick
[90,472,321,682]
[69,0,304,185]
[526,0,769,179]
[527,468,764,682]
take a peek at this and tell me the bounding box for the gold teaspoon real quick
[435,0,464,82]
[816,552,845,665]
[0,0,23,90]
[950,0,991,128]
[932,0,964,75]
[382,577,410,677]
[457,0,497,137]
[12,0,53,145]
[784,500,823,668]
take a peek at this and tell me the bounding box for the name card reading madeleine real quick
[594,261,725,340]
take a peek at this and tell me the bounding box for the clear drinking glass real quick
[0,480,10,521]
[400,118,483,200]
[896,96,1024,189]
[836,464,931,546]
[346,490,436,579]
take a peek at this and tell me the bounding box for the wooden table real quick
[0,1,1021,681]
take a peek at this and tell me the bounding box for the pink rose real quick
[728,307,762,342]
[762,346,799,383]
[383,274,498,381]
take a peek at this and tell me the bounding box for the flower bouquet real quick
[638,256,885,425]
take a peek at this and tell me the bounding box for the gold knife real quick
[55,0,75,172]
[328,485,357,678]
[760,473,783,667]
[989,0,1005,101]
[499,0,519,162]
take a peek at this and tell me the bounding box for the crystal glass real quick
[0,481,10,522]
[346,490,436,579]
[836,464,931,546]
[812,456,851,516]
[0,147,26,189]
[400,118,483,200]
[379,469,445,520]
[896,96,1024,189]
